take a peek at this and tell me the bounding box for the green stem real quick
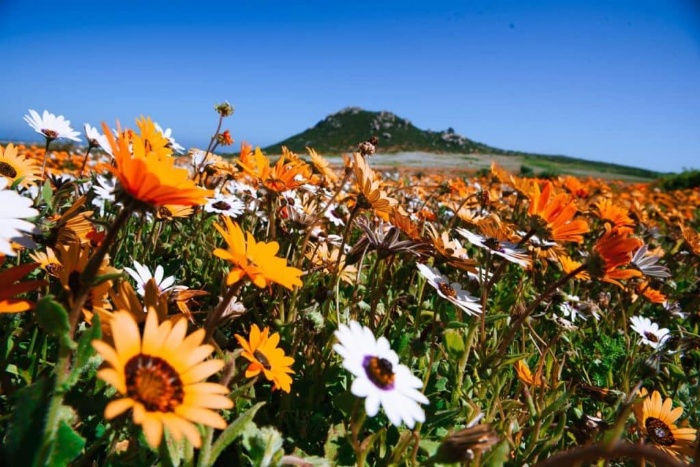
[494,264,587,361]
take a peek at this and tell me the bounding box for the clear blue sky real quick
[1,0,698,172]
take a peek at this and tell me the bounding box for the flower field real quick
[1,106,699,466]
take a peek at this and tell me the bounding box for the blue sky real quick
[1,0,698,173]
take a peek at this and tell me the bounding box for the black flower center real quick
[253,350,272,370]
[0,161,17,178]
[438,282,457,298]
[212,201,231,211]
[125,354,184,412]
[646,417,675,446]
[363,356,395,390]
[158,206,172,218]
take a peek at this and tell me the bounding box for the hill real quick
[262,107,661,180]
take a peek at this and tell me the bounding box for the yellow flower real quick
[213,216,303,290]
[234,324,295,393]
[29,247,63,277]
[633,389,697,459]
[0,143,41,187]
[92,310,233,448]
[102,120,212,209]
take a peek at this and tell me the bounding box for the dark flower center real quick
[645,417,675,446]
[158,206,172,218]
[41,129,58,140]
[125,354,184,412]
[644,332,659,343]
[0,161,17,178]
[212,201,231,211]
[483,237,505,253]
[363,356,395,390]
[438,282,457,298]
[253,350,272,370]
[45,263,64,276]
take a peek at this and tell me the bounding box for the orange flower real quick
[213,216,303,290]
[514,360,547,388]
[633,389,697,459]
[238,146,311,192]
[527,181,589,244]
[102,120,212,209]
[558,254,590,280]
[352,152,398,220]
[0,258,46,313]
[308,147,338,184]
[638,281,666,304]
[588,225,643,286]
[234,324,295,393]
[593,198,635,229]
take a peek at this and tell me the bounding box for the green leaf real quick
[47,420,86,466]
[92,271,126,287]
[208,402,265,464]
[64,314,102,389]
[2,377,50,466]
[35,296,76,350]
[483,440,510,467]
[444,328,465,358]
[42,181,53,209]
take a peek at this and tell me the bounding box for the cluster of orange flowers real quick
[1,112,698,460]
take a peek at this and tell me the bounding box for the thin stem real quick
[494,264,587,360]
[204,282,244,341]
[79,145,94,177]
[40,138,53,180]
[70,207,133,335]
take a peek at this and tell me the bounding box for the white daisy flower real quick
[333,321,429,428]
[124,260,178,297]
[629,316,670,350]
[416,263,482,316]
[84,123,111,154]
[154,123,185,153]
[0,178,39,255]
[631,244,671,278]
[91,175,118,217]
[323,203,345,227]
[24,109,81,142]
[204,193,245,217]
[455,228,530,268]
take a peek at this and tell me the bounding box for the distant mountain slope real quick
[262,107,661,179]
[263,107,504,155]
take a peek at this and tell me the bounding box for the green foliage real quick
[658,169,700,190]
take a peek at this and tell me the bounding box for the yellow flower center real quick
[363,356,395,390]
[0,161,17,178]
[438,282,457,298]
[125,354,184,412]
[253,350,272,370]
[646,417,675,446]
